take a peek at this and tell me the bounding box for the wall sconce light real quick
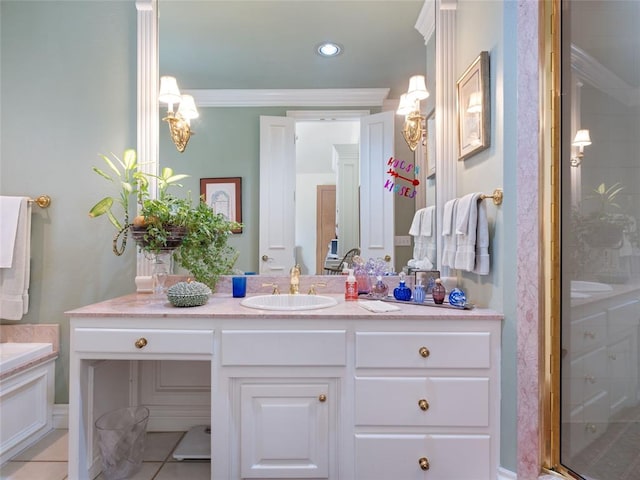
[159,76,199,153]
[570,129,591,167]
[397,75,429,152]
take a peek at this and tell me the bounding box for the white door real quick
[259,116,296,274]
[360,111,395,269]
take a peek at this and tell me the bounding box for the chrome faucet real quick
[290,264,301,294]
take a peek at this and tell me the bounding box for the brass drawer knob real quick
[419,346,430,358]
[419,457,430,471]
[418,399,429,411]
[319,394,327,402]
[135,337,148,349]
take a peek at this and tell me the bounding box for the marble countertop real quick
[66,292,503,321]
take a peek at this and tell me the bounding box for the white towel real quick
[0,197,31,320]
[454,193,481,271]
[408,208,426,237]
[358,300,401,313]
[421,206,434,237]
[441,199,458,267]
[473,200,490,275]
[455,193,475,235]
[0,196,23,268]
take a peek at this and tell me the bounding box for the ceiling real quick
[158,0,429,99]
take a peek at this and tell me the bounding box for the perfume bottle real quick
[414,282,426,304]
[370,275,389,299]
[393,272,412,301]
[432,278,446,304]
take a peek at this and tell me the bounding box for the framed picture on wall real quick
[457,51,490,160]
[200,177,243,233]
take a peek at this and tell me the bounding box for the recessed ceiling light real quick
[317,42,342,57]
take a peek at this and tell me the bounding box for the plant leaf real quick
[100,154,122,178]
[89,197,113,218]
[92,167,113,182]
[122,149,137,170]
[106,210,122,230]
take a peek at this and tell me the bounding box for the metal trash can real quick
[95,406,149,480]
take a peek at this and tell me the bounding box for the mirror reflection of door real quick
[260,111,395,274]
[316,185,336,275]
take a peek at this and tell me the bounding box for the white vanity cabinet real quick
[67,295,502,480]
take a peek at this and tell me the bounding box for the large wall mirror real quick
[154,0,436,275]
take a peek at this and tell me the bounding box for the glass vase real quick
[152,252,172,297]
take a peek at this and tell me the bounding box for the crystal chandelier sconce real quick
[570,129,591,167]
[397,75,429,152]
[159,76,199,153]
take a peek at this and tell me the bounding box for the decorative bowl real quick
[167,281,211,307]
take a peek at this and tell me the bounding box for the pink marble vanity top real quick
[66,292,503,321]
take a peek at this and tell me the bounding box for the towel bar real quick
[480,188,503,206]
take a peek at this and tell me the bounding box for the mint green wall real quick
[0,1,137,404]
[455,0,517,472]
[1,3,519,470]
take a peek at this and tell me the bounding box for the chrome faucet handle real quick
[308,282,327,295]
[261,282,280,295]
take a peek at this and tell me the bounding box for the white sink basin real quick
[570,280,613,292]
[240,294,338,311]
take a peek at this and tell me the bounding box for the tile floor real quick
[0,429,211,480]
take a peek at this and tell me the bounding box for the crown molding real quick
[571,43,639,107]
[185,88,390,108]
[415,0,436,44]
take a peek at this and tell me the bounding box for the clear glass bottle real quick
[414,282,426,304]
[432,278,446,304]
[370,275,389,299]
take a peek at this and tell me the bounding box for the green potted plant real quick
[89,149,240,289]
[582,182,628,249]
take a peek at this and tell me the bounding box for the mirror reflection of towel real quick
[0,196,31,320]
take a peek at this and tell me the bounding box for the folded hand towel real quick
[455,193,475,235]
[454,193,481,271]
[358,300,401,313]
[421,206,434,237]
[408,208,425,236]
[0,197,31,320]
[473,199,490,275]
[0,196,23,268]
[441,199,458,267]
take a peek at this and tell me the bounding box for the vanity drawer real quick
[355,433,491,480]
[73,328,214,355]
[221,330,346,366]
[355,377,490,427]
[355,332,491,369]
[608,299,640,339]
[568,312,607,356]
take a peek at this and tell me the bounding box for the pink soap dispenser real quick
[345,269,358,301]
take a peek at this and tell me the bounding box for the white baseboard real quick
[53,404,69,429]
[498,466,517,480]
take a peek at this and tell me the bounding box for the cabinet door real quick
[355,433,491,480]
[240,383,331,478]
